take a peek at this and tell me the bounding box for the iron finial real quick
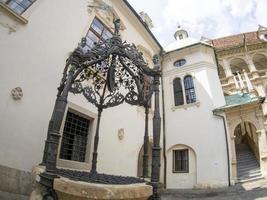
[113,18,121,35]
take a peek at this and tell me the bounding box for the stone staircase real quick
[236,144,262,183]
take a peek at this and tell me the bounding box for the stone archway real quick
[234,122,258,151]
[230,58,250,73]
[253,53,267,71]
[137,142,153,178]
[234,121,261,182]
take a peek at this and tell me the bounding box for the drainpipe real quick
[211,40,231,186]
[160,51,167,188]
[213,111,231,186]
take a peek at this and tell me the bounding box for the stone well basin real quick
[54,177,152,200]
[31,166,152,200]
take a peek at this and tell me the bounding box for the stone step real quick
[237,167,260,174]
[237,166,261,172]
[237,163,260,170]
[237,154,256,159]
[237,175,263,183]
[237,163,259,168]
[238,173,262,180]
[237,167,260,173]
[236,145,262,183]
[237,156,258,160]
[237,157,256,161]
[238,170,261,178]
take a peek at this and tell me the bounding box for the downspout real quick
[211,40,231,186]
[160,51,167,188]
[213,111,231,186]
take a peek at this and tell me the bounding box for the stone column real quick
[245,55,257,72]
[222,59,232,77]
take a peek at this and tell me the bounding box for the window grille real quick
[184,75,196,104]
[173,78,184,106]
[59,111,90,162]
[5,0,36,15]
[173,149,189,173]
[84,17,113,51]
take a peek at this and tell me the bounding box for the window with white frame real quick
[173,75,197,107]
[59,111,91,162]
[184,75,196,104]
[173,77,184,106]
[84,17,113,50]
[173,149,189,173]
[3,0,36,15]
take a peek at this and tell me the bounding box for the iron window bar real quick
[59,111,90,162]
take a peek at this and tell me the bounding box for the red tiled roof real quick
[210,31,262,51]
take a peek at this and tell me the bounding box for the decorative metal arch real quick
[40,18,162,200]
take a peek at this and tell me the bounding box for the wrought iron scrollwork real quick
[83,86,98,106]
[40,17,162,200]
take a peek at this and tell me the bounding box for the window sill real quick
[0,3,28,24]
[172,171,189,173]
[57,158,90,171]
[171,101,200,111]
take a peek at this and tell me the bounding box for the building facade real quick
[0,0,267,197]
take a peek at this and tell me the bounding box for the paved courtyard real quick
[1,178,267,200]
[162,178,267,200]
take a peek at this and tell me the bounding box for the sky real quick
[127,0,267,47]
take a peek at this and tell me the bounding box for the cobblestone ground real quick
[0,191,28,200]
[1,178,267,200]
[162,178,267,200]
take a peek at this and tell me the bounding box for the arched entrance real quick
[230,58,250,74]
[234,121,261,182]
[137,142,153,178]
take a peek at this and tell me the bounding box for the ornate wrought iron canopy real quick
[40,18,162,200]
[60,19,158,110]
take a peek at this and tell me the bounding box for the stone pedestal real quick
[30,166,152,200]
[54,178,152,200]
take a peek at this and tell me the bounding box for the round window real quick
[174,59,186,67]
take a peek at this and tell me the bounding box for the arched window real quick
[184,75,196,104]
[173,78,184,106]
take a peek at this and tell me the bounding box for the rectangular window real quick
[173,149,189,173]
[85,17,113,50]
[4,0,36,15]
[59,111,90,162]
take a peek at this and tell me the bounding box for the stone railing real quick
[220,69,267,86]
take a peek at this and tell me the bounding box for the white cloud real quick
[223,0,255,17]
[127,0,267,46]
[254,0,267,26]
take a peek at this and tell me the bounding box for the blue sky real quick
[128,0,267,46]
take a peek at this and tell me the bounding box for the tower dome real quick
[174,25,188,40]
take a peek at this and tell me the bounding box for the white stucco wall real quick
[0,0,160,180]
[166,144,197,189]
[162,45,228,188]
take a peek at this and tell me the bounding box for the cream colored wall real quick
[0,0,160,181]
[162,45,228,188]
[166,144,197,189]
